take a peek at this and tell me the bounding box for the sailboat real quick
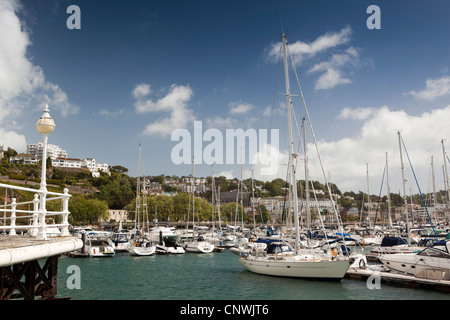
[238,33,351,280]
[127,144,156,256]
[184,157,214,253]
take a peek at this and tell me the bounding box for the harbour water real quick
[57,249,450,301]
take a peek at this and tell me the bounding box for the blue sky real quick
[1,0,450,194]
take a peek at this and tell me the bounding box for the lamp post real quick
[36,104,55,240]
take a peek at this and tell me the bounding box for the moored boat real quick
[185,236,214,253]
[239,241,351,280]
[238,33,352,280]
[379,240,450,280]
[86,235,115,257]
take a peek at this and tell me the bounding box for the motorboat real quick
[111,231,131,252]
[347,227,382,246]
[367,235,422,262]
[150,226,185,254]
[379,240,450,280]
[229,237,266,256]
[184,236,214,253]
[85,235,115,257]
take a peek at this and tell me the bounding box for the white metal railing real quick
[0,183,71,240]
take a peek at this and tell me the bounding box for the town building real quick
[105,209,129,223]
[27,142,67,160]
[52,157,82,169]
[8,153,39,165]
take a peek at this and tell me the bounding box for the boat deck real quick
[0,235,83,267]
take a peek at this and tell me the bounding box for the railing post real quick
[36,190,48,241]
[31,194,40,236]
[60,188,70,236]
[9,198,16,236]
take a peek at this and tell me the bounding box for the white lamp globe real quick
[36,104,55,135]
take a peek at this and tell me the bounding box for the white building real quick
[250,197,336,215]
[52,157,82,168]
[9,153,38,165]
[106,209,129,223]
[82,158,110,177]
[27,142,67,160]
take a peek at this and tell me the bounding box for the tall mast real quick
[431,156,437,223]
[251,169,256,232]
[135,144,141,231]
[442,140,449,223]
[386,152,393,227]
[191,155,195,239]
[398,131,410,246]
[282,34,300,254]
[366,163,371,228]
[302,117,310,248]
[211,166,215,232]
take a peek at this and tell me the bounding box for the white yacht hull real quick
[88,246,115,257]
[379,253,450,278]
[114,242,130,252]
[239,256,350,280]
[185,241,214,253]
[156,244,185,254]
[167,246,186,254]
[127,245,156,256]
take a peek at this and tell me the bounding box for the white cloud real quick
[409,76,450,100]
[0,128,26,152]
[313,105,450,192]
[229,102,256,115]
[216,170,235,180]
[132,83,151,99]
[308,47,358,90]
[266,26,361,91]
[97,109,125,119]
[337,107,376,120]
[133,83,195,136]
[313,68,351,90]
[267,26,352,64]
[0,0,77,150]
[205,116,237,129]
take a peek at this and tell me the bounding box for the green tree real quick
[111,165,128,174]
[96,173,135,209]
[68,195,109,225]
[172,192,191,222]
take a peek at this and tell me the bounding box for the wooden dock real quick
[0,235,83,300]
[346,265,450,293]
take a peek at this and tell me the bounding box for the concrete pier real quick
[0,235,83,299]
[0,235,82,267]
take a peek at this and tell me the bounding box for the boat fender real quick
[331,248,337,257]
[359,259,366,269]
